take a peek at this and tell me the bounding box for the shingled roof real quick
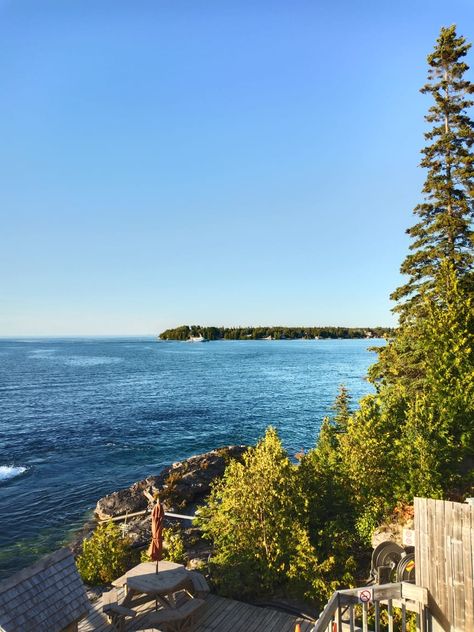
[0,548,90,632]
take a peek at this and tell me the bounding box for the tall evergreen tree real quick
[361,27,474,513]
[372,25,474,389]
[392,25,474,320]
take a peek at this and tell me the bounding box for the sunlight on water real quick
[0,337,382,577]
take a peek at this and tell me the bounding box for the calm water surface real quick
[0,337,382,577]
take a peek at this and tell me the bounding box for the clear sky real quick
[1,0,473,336]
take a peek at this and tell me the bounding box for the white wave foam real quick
[0,465,28,482]
[30,349,56,354]
[29,349,58,361]
[65,356,122,366]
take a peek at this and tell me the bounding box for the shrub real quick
[76,522,131,585]
[140,548,151,563]
[140,524,187,564]
[198,427,343,607]
[161,465,189,509]
[163,525,187,564]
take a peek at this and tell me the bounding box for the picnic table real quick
[112,561,190,609]
[112,561,184,588]
[105,561,208,631]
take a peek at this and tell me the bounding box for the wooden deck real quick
[79,592,315,631]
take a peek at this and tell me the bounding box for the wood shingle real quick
[0,548,89,632]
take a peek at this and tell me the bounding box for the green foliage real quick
[339,396,400,530]
[398,262,474,498]
[303,387,398,545]
[169,26,474,604]
[332,384,351,431]
[159,325,393,341]
[198,428,348,607]
[198,428,298,595]
[285,528,348,601]
[365,25,474,516]
[298,385,361,563]
[77,522,131,585]
[140,548,151,563]
[392,25,474,319]
[343,265,474,526]
[161,466,188,509]
[140,525,187,564]
[402,397,445,499]
[159,325,192,341]
[163,525,187,564]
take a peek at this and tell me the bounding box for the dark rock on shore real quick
[69,444,249,594]
[83,445,249,567]
[95,445,247,520]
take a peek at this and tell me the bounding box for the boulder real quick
[94,480,150,521]
[95,445,247,520]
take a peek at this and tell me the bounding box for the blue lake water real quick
[0,337,382,578]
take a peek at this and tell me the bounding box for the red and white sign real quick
[358,588,373,603]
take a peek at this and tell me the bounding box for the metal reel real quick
[396,552,416,583]
[372,541,404,570]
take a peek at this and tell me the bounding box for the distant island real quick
[159,325,394,341]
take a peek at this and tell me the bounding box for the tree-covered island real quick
[159,324,393,340]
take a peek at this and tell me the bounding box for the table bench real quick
[146,597,206,632]
[186,571,210,599]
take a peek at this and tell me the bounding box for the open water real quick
[0,337,382,578]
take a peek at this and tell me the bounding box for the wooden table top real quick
[126,567,189,596]
[112,561,184,588]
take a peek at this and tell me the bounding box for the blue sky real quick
[1,1,473,335]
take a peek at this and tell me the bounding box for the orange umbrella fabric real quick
[147,501,164,564]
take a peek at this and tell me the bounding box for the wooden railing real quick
[99,509,196,523]
[311,582,430,632]
[99,489,197,524]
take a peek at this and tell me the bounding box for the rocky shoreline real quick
[77,445,247,568]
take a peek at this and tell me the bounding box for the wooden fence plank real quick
[414,498,420,582]
[415,498,474,632]
[424,497,431,592]
[435,499,447,617]
[446,502,454,625]
[416,497,423,586]
[452,502,465,631]
[462,503,474,632]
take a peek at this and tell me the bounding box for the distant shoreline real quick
[158,337,387,342]
[159,325,394,341]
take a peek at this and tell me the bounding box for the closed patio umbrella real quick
[148,500,165,573]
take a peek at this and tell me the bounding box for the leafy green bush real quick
[163,525,187,564]
[140,524,187,564]
[76,522,131,585]
[198,427,350,607]
[140,548,151,563]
